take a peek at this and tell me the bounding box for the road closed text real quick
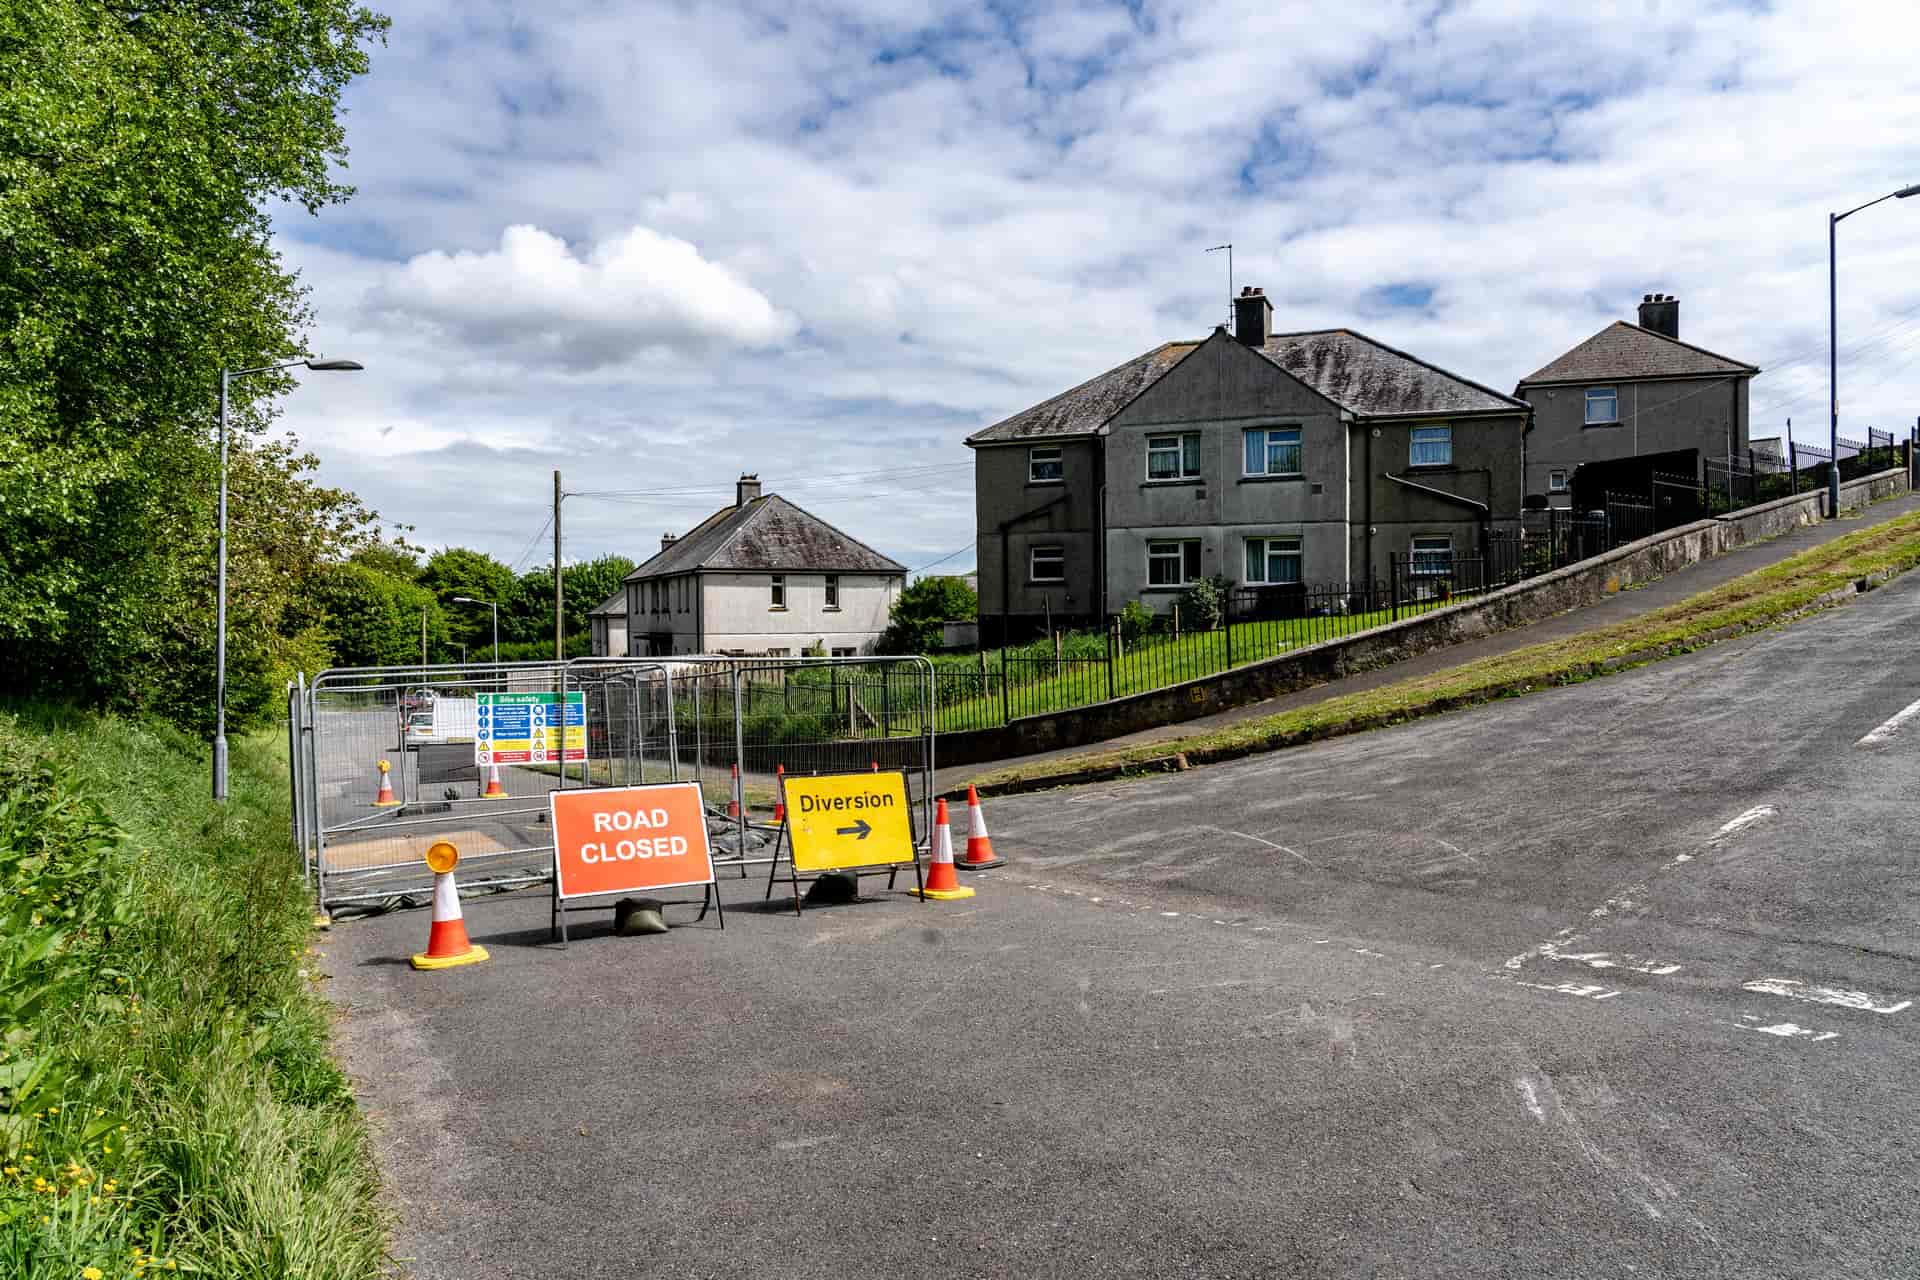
[549,783,715,897]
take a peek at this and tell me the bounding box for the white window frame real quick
[1548,469,1569,493]
[1243,536,1303,585]
[830,646,856,657]
[1028,445,1064,484]
[1409,534,1454,577]
[824,574,840,609]
[1585,387,1619,425]
[1146,538,1202,587]
[1409,425,1452,467]
[1242,426,1303,477]
[1029,545,1065,583]
[765,647,790,658]
[769,574,786,609]
[1146,432,1202,481]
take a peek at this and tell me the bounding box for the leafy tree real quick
[419,547,519,651]
[309,562,447,669]
[563,555,638,638]
[878,576,978,654]
[350,542,422,582]
[0,0,388,728]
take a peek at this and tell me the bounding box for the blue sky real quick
[270,0,1920,577]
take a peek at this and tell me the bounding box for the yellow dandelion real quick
[83,1267,104,1280]
[3,1165,15,1174]
[46,1106,57,1115]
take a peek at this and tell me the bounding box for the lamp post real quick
[451,596,500,664]
[1828,184,1919,518]
[214,357,363,802]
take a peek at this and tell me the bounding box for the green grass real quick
[0,705,386,1279]
[968,509,1920,793]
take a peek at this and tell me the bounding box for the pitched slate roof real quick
[965,341,1200,444]
[587,587,626,618]
[622,494,905,582]
[1256,328,1527,417]
[966,329,1522,445]
[1517,321,1759,387]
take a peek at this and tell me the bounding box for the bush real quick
[1177,575,1233,631]
[1117,600,1154,645]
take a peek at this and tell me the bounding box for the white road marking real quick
[1542,945,1682,976]
[1737,1015,1840,1043]
[1514,979,1622,1001]
[1858,695,1920,746]
[1201,825,1314,868]
[1709,805,1776,843]
[1742,978,1911,1014]
[1515,1078,1546,1121]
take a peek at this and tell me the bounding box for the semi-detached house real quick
[621,475,905,657]
[966,287,1532,643]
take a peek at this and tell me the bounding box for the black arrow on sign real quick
[836,818,872,840]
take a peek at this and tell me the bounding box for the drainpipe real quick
[1382,469,1495,558]
[996,489,1070,646]
[1361,419,1374,582]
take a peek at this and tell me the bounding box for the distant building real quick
[965,287,1530,642]
[587,588,628,657]
[1516,294,1760,508]
[621,475,906,657]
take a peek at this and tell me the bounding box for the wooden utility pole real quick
[553,469,564,661]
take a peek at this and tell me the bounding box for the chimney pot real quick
[735,473,762,507]
[661,532,678,551]
[1637,292,1679,339]
[1233,284,1274,348]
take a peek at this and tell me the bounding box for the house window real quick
[1409,425,1452,467]
[769,574,786,609]
[1028,445,1063,483]
[650,582,662,614]
[1410,535,1454,577]
[1147,539,1202,587]
[1146,432,1202,481]
[831,646,856,657]
[824,574,840,609]
[1242,426,1302,476]
[1585,387,1618,425]
[1030,545,1065,583]
[1244,536,1302,584]
[765,647,790,658]
[1549,469,1569,493]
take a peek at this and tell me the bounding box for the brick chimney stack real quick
[1233,286,1273,347]
[660,533,678,552]
[735,473,762,507]
[1637,292,1679,339]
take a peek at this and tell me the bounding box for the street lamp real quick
[451,596,500,664]
[1828,184,1919,517]
[214,356,363,802]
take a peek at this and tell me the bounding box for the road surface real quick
[321,566,1920,1277]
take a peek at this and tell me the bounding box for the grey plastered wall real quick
[973,437,1102,630]
[1521,374,1750,505]
[935,468,1905,767]
[1347,413,1530,581]
[1104,336,1350,603]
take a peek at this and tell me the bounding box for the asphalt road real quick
[323,568,1920,1278]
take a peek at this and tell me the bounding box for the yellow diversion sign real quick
[782,771,916,872]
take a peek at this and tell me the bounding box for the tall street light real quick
[1829,183,1919,518]
[214,356,363,802]
[451,596,500,664]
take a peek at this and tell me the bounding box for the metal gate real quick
[292,655,935,913]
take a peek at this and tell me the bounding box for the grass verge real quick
[965,509,1920,795]
[0,704,386,1278]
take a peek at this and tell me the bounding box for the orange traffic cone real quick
[727,763,742,819]
[372,758,400,807]
[909,799,975,900]
[480,762,507,799]
[960,785,1004,869]
[773,764,786,824]
[411,842,489,970]
[870,760,879,772]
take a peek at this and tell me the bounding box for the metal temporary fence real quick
[291,655,934,912]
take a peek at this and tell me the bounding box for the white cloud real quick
[365,224,796,370]
[269,0,1920,573]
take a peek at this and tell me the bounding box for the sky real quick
[269,0,1920,579]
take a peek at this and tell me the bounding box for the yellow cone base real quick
[481,792,509,800]
[410,944,490,971]
[372,799,402,808]
[908,885,976,900]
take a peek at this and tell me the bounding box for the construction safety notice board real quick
[782,772,916,871]
[475,691,586,766]
[549,782,715,899]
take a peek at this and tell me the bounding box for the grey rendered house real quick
[621,475,905,657]
[1516,294,1759,508]
[966,287,1531,642]
[587,588,628,657]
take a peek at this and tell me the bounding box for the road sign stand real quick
[546,781,723,946]
[762,770,923,916]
